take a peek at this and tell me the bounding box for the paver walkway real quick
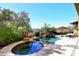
[0,41,26,56]
[0,37,79,56]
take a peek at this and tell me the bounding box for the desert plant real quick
[0,23,22,48]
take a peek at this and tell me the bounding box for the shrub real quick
[34,32,40,37]
[0,23,22,49]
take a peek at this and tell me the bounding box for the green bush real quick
[41,23,56,34]
[0,8,31,49]
[34,32,40,37]
[0,23,22,48]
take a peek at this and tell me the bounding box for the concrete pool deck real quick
[0,36,79,56]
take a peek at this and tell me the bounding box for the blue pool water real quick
[12,37,59,55]
[29,41,43,54]
[12,41,43,55]
[44,37,60,44]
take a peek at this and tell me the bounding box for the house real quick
[70,21,78,30]
[74,3,79,36]
[70,21,78,36]
[56,26,68,34]
[70,21,78,28]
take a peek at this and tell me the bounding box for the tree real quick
[0,8,32,48]
[0,9,13,20]
[41,23,51,33]
[41,23,56,34]
[17,11,31,32]
[0,8,32,32]
[0,8,17,25]
[17,11,30,26]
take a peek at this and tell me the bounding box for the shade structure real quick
[74,3,79,37]
[74,3,79,40]
[74,3,79,15]
[71,3,79,56]
[70,21,78,25]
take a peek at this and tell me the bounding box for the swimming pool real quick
[11,41,43,55]
[11,37,59,55]
[40,37,60,44]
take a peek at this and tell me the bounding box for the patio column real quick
[74,3,79,37]
[71,3,79,56]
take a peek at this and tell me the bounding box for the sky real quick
[0,3,78,29]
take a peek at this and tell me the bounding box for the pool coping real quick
[0,36,78,56]
[0,40,61,56]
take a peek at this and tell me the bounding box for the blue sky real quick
[0,3,78,29]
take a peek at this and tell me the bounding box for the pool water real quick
[44,37,60,44]
[12,37,59,55]
[12,41,43,55]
